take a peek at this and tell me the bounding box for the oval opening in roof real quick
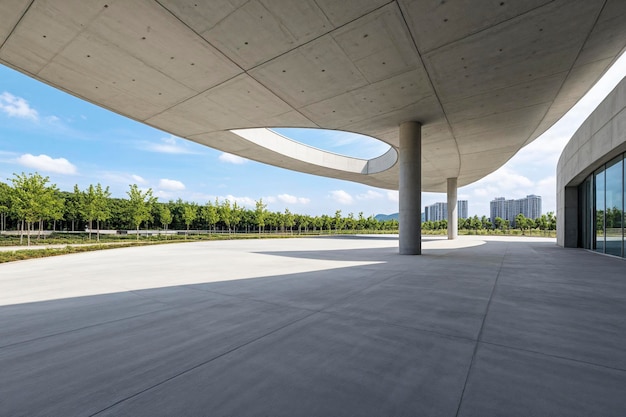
[229,127,397,176]
[270,128,391,160]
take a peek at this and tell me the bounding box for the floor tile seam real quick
[455,243,510,417]
[88,309,321,417]
[478,340,626,373]
[0,303,185,351]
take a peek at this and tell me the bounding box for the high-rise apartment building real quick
[490,195,542,226]
[457,200,468,220]
[424,200,469,222]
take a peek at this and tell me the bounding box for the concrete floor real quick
[1,235,625,416]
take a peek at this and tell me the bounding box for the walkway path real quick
[1,235,624,416]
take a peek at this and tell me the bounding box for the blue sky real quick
[1,56,625,218]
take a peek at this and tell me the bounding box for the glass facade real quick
[580,153,626,258]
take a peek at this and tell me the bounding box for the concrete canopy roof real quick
[1,0,625,191]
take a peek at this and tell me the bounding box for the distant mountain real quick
[375,213,399,221]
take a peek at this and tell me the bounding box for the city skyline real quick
[1,55,626,218]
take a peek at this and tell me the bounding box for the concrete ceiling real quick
[1,0,625,191]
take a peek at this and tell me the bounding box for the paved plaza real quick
[1,235,625,416]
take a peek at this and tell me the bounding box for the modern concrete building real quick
[490,195,542,226]
[2,1,625,254]
[424,200,468,222]
[557,76,626,258]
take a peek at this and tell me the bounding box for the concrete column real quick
[399,121,421,255]
[447,177,458,240]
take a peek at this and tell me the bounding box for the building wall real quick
[557,76,626,248]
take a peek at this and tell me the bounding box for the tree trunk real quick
[27,221,31,246]
[97,220,100,242]
[136,225,140,240]
[20,220,24,244]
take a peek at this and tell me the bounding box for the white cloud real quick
[264,196,277,204]
[131,174,147,185]
[460,166,553,216]
[330,190,354,205]
[223,194,256,207]
[158,178,186,191]
[142,135,197,154]
[386,190,399,203]
[536,175,557,214]
[15,154,77,175]
[101,172,148,185]
[356,190,383,200]
[277,193,311,204]
[155,190,174,200]
[219,152,248,164]
[470,166,534,198]
[278,193,298,204]
[0,92,39,120]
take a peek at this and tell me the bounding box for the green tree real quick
[65,185,83,232]
[494,217,508,232]
[515,213,528,234]
[481,215,492,230]
[45,188,65,235]
[276,211,285,233]
[0,181,10,234]
[126,184,156,240]
[231,202,242,233]
[334,210,343,233]
[367,215,379,231]
[93,184,111,241]
[181,202,198,238]
[312,215,323,233]
[158,204,172,236]
[470,215,482,234]
[356,212,366,231]
[255,199,267,234]
[299,214,311,234]
[536,214,548,235]
[219,199,232,233]
[346,212,356,231]
[322,214,332,233]
[546,212,557,231]
[266,211,278,232]
[284,208,294,234]
[9,172,58,246]
[203,199,219,233]
[81,184,97,240]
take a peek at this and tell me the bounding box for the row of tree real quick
[422,213,557,234]
[0,173,401,245]
[0,172,557,245]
